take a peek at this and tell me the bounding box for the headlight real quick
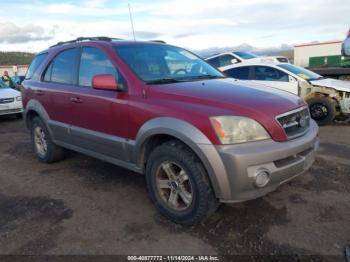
[16,96,22,101]
[210,116,270,144]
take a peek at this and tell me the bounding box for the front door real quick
[69,46,130,162]
[252,66,298,95]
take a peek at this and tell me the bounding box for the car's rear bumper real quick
[211,120,319,203]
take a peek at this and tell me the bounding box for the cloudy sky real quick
[0,0,349,52]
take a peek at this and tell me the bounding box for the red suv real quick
[22,37,318,224]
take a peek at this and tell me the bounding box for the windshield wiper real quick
[146,78,185,85]
[183,75,226,81]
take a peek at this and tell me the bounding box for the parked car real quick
[22,37,318,225]
[0,80,23,117]
[205,51,289,71]
[342,29,350,56]
[222,62,350,125]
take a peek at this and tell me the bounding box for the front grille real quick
[0,98,14,104]
[277,107,310,139]
[277,57,288,62]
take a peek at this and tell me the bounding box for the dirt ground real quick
[0,116,349,259]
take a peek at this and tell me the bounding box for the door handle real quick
[70,97,83,103]
[35,90,45,96]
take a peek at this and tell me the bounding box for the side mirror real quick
[289,76,297,82]
[92,74,118,91]
[231,58,239,64]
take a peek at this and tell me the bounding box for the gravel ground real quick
[0,116,349,260]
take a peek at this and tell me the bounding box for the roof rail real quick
[149,40,166,44]
[49,36,124,48]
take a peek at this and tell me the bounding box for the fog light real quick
[255,170,270,188]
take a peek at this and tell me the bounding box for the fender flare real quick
[134,117,231,199]
[24,99,54,136]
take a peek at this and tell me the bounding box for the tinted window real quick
[225,67,250,80]
[254,66,288,82]
[79,47,125,88]
[26,53,47,79]
[44,48,78,84]
[206,57,220,68]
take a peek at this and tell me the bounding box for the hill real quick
[0,52,35,65]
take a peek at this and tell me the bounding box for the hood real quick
[150,78,305,141]
[310,78,350,93]
[0,87,20,98]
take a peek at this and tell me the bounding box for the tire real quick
[31,117,65,163]
[307,96,336,126]
[145,140,219,225]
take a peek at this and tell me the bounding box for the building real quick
[0,65,29,76]
[294,41,342,67]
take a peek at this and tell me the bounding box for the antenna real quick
[128,3,136,41]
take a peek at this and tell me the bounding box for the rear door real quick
[39,48,80,143]
[68,46,130,161]
[251,66,298,95]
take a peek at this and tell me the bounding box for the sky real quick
[0,0,349,53]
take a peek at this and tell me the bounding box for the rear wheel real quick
[31,117,65,163]
[307,96,336,126]
[146,140,219,225]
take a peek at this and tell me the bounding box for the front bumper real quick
[214,120,319,203]
[0,101,23,116]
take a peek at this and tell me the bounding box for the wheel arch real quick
[24,99,52,133]
[133,117,231,199]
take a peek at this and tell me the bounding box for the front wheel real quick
[307,96,336,126]
[145,140,219,225]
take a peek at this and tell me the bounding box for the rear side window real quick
[25,53,47,79]
[44,48,78,84]
[225,67,250,80]
[254,66,288,82]
[78,47,125,88]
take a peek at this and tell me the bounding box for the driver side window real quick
[253,66,288,82]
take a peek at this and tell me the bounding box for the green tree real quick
[0,52,35,65]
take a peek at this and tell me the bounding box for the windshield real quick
[233,51,258,59]
[277,63,323,81]
[113,44,224,84]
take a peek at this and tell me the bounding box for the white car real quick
[222,62,350,125]
[205,51,289,71]
[0,81,23,117]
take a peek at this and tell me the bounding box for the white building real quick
[294,41,343,67]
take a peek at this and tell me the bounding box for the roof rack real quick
[49,36,124,48]
[149,40,166,44]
